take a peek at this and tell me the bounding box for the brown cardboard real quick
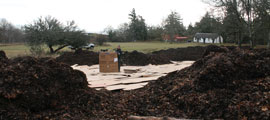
[99,52,119,73]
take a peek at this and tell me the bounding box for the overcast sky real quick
[0,0,210,33]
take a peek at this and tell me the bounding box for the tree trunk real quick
[203,38,206,44]
[169,34,174,44]
[49,45,54,53]
[267,31,270,49]
[249,33,254,48]
[238,31,242,47]
[234,32,237,44]
[247,0,254,48]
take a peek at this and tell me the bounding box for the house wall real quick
[193,36,223,43]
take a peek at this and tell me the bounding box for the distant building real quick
[163,34,188,42]
[193,33,223,44]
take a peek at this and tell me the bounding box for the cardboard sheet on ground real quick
[72,61,194,91]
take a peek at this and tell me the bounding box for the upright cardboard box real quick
[99,52,119,73]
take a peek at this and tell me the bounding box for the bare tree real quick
[268,32,270,49]
[204,0,270,48]
[0,19,24,43]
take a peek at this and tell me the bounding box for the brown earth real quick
[56,46,206,66]
[0,51,8,66]
[1,46,270,119]
[56,50,173,66]
[121,51,150,66]
[152,46,206,61]
[119,46,270,119]
[121,51,172,66]
[56,50,99,66]
[0,51,7,59]
[0,53,111,119]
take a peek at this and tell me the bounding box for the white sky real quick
[0,0,210,33]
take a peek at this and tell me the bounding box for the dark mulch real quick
[1,46,270,119]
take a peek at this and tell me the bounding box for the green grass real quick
[0,44,30,58]
[0,42,267,58]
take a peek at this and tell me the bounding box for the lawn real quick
[1,42,263,58]
[0,44,30,58]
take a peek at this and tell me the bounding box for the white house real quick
[193,33,223,44]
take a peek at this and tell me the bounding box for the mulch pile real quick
[152,46,206,61]
[0,51,8,65]
[0,51,7,59]
[56,46,205,66]
[56,50,99,66]
[0,53,113,119]
[121,51,150,66]
[56,50,172,66]
[1,45,270,119]
[121,45,270,119]
[121,51,171,66]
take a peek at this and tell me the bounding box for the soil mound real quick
[56,50,99,66]
[56,47,205,66]
[202,45,229,57]
[193,47,270,90]
[1,45,270,119]
[122,51,171,66]
[55,46,253,67]
[152,46,206,61]
[0,50,8,66]
[123,46,270,119]
[57,50,172,66]
[0,55,111,119]
[148,54,171,65]
[122,51,150,66]
[0,50,7,59]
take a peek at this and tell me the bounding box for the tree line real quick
[0,19,25,43]
[203,0,270,47]
[0,1,269,51]
[105,2,269,47]
[104,9,187,42]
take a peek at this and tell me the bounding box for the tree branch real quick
[54,44,68,53]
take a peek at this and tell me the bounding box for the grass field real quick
[0,44,30,58]
[0,42,209,58]
[0,42,265,58]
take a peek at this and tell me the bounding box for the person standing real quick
[115,45,122,72]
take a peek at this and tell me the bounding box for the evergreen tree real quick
[163,11,186,42]
[128,8,148,41]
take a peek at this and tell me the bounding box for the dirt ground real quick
[56,46,206,66]
[56,50,99,66]
[1,45,270,119]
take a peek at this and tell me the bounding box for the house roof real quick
[175,36,188,40]
[194,33,220,39]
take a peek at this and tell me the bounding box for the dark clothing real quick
[116,48,122,71]
[116,48,122,58]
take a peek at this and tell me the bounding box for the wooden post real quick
[267,31,270,49]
